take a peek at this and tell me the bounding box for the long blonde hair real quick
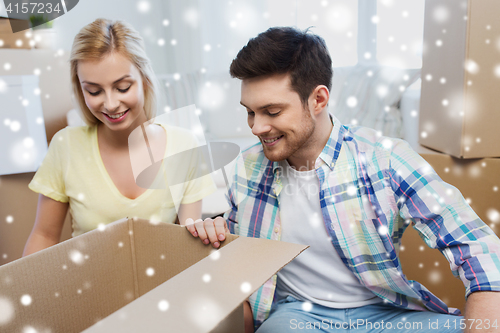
[70,18,158,126]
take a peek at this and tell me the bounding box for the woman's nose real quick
[103,92,120,112]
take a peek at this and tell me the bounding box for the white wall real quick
[51,0,170,74]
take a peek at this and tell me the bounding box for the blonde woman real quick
[23,19,215,256]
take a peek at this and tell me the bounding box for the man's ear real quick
[308,85,329,116]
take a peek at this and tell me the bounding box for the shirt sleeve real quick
[223,154,241,235]
[387,139,500,298]
[28,130,69,203]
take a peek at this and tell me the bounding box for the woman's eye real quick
[88,90,101,96]
[118,86,131,93]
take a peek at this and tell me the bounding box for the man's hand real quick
[465,291,500,333]
[184,216,229,249]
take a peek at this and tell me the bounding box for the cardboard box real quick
[0,218,307,332]
[419,0,500,158]
[417,145,500,228]
[0,18,31,49]
[399,146,500,314]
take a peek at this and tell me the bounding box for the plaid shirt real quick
[223,115,500,330]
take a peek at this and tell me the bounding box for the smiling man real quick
[186,27,500,333]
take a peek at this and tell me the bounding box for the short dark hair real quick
[229,27,333,106]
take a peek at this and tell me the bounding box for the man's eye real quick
[88,90,101,96]
[268,111,281,116]
[247,111,255,116]
[118,86,131,93]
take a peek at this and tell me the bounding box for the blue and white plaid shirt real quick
[223,115,500,330]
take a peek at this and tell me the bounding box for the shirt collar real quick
[271,113,346,175]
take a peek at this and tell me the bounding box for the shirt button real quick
[274,227,279,233]
[263,299,269,304]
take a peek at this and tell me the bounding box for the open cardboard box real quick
[0,218,307,332]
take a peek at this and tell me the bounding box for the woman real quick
[23,18,215,256]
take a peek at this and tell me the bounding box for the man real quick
[185,27,500,332]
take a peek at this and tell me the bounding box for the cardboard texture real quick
[398,146,500,313]
[0,18,31,49]
[0,218,307,333]
[419,0,500,158]
[417,145,500,229]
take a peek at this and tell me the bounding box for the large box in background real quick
[400,146,500,314]
[0,18,31,49]
[0,218,307,332]
[417,145,500,228]
[419,0,500,158]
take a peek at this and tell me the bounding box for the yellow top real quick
[29,124,216,237]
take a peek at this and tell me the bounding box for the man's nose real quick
[251,115,272,136]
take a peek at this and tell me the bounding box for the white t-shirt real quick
[275,159,382,308]
[29,124,216,237]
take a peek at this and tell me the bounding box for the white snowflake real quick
[382,139,392,149]
[209,249,220,261]
[184,7,199,29]
[376,85,388,98]
[494,65,500,79]
[69,250,85,265]
[326,5,354,33]
[23,326,38,333]
[158,300,169,312]
[378,225,388,235]
[464,59,479,74]
[346,185,357,196]
[137,0,151,13]
[146,267,155,276]
[433,6,449,23]
[487,209,499,223]
[429,270,441,284]
[302,301,313,312]
[20,294,32,306]
[240,282,251,293]
[10,121,21,132]
[346,96,357,108]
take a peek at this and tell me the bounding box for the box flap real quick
[83,235,308,333]
[0,218,136,332]
[128,218,239,297]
